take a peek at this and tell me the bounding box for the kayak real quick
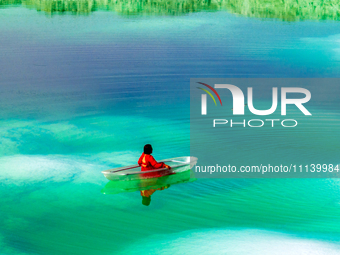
[101,156,197,181]
[101,168,196,195]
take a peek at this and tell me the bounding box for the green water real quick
[1,2,340,255]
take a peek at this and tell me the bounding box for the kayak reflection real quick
[101,169,196,205]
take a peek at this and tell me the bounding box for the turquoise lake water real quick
[1,4,340,255]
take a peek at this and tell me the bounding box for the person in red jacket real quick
[138,144,171,178]
[138,144,172,205]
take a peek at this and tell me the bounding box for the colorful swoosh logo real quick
[197,82,223,106]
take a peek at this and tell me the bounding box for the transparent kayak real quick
[101,168,196,195]
[101,156,198,181]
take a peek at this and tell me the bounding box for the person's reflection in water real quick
[141,185,170,206]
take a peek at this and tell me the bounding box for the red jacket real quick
[138,153,169,178]
[138,153,166,171]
